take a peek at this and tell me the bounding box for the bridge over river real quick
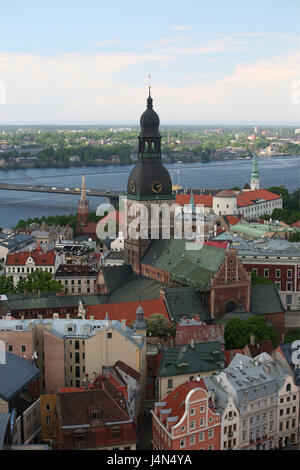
[0,183,122,207]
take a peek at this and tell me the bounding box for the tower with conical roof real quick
[124,82,175,273]
[250,154,260,190]
[133,304,147,335]
[78,175,89,226]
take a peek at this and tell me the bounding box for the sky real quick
[0,0,299,125]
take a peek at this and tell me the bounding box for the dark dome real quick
[139,96,161,138]
[127,157,172,198]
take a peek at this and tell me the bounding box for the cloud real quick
[153,36,247,55]
[93,39,124,46]
[0,50,299,124]
[171,25,194,31]
[144,36,190,49]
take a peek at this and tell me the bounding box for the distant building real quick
[55,264,98,295]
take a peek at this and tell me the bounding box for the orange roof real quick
[215,190,236,197]
[86,298,170,325]
[237,189,281,208]
[226,215,241,226]
[163,379,208,421]
[176,194,213,207]
[291,220,300,228]
[6,248,56,266]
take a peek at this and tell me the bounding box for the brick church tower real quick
[124,85,175,273]
[78,175,89,227]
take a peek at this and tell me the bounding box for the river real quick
[0,156,299,228]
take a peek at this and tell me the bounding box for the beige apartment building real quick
[0,317,146,395]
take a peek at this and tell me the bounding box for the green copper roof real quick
[163,287,210,322]
[158,342,224,378]
[142,240,226,290]
[251,154,259,179]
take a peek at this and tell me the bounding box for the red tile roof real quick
[291,220,300,228]
[163,379,208,421]
[175,324,225,347]
[176,194,213,207]
[204,241,229,250]
[237,189,281,208]
[6,248,56,266]
[86,299,170,325]
[215,190,236,197]
[226,215,241,226]
[246,340,274,358]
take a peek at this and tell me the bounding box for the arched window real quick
[286,383,291,392]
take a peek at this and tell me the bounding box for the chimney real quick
[121,319,126,331]
[66,314,70,319]
[250,333,255,346]
[191,338,195,349]
[90,315,94,321]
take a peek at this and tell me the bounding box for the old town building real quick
[152,379,221,450]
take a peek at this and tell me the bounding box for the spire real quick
[147,74,153,109]
[190,190,195,213]
[80,174,86,203]
[133,304,147,332]
[251,154,259,179]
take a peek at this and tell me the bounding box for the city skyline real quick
[0,0,299,124]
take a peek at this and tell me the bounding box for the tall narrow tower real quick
[78,175,89,226]
[124,85,175,273]
[250,154,260,190]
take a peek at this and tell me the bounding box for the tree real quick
[145,314,171,338]
[16,269,63,294]
[225,316,279,349]
[0,275,15,295]
[251,272,272,285]
[289,231,300,242]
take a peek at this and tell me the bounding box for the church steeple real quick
[78,174,89,226]
[250,154,260,190]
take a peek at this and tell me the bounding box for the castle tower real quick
[250,154,260,190]
[78,175,89,226]
[124,84,175,273]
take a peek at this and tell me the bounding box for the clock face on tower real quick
[130,179,136,193]
[151,181,163,194]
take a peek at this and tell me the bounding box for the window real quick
[167,378,173,389]
[264,269,269,278]
[287,282,292,291]
[21,345,26,352]
[275,282,281,291]
[190,421,195,430]
[75,366,80,378]
[287,269,292,278]
[45,404,51,411]
[252,268,258,275]
[111,427,121,438]
[75,352,80,363]
[46,416,52,425]
[8,345,13,352]
[200,406,205,413]
[189,435,195,445]
[199,432,204,442]
[75,340,80,350]
[208,429,214,439]
[286,295,292,305]
[180,439,186,448]
[200,418,204,427]
[275,269,281,278]
[107,332,112,339]
[190,408,195,416]
[286,383,291,392]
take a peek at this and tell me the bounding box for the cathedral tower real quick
[124,86,175,273]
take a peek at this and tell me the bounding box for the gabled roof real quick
[161,379,208,422]
[163,287,210,323]
[247,340,275,358]
[175,194,213,207]
[6,248,56,266]
[158,342,223,378]
[101,265,133,293]
[250,284,285,315]
[87,298,169,324]
[115,361,140,382]
[0,352,39,402]
[237,189,281,208]
[142,240,226,291]
[175,323,225,347]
